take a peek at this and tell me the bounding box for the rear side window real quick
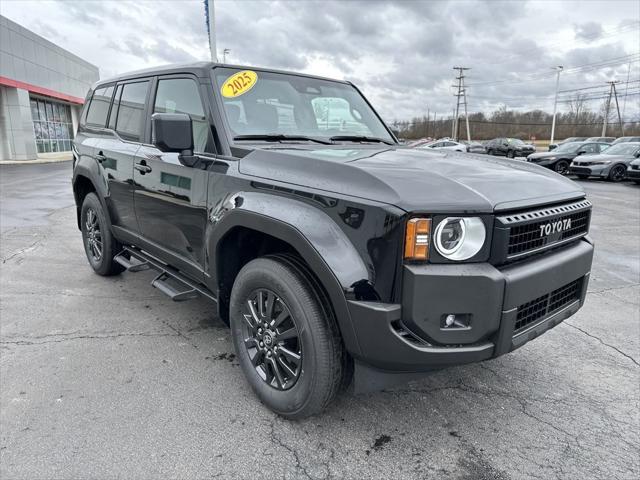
[115,81,149,142]
[85,86,114,127]
[153,78,210,153]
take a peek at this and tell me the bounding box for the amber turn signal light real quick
[404,218,431,260]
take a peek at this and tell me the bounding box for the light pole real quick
[550,65,563,145]
[223,48,230,63]
[206,0,218,62]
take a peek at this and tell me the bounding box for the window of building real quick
[115,81,149,142]
[85,86,113,127]
[153,78,210,152]
[30,97,74,153]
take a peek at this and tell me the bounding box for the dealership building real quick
[0,15,99,161]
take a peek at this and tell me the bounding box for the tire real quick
[487,149,494,156]
[80,192,125,276]
[507,150,515,158]
[554,160,570,175]
[608,164,626,182]
[577,175,589,180]
[634,180,640,185]
[229,256,345,419]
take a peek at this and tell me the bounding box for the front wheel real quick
[81,192,124,276]
[229,257,345,419]
[507,150,515,158]
[608,165,626,182]
[554,160,570,175]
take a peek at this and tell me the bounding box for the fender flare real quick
[72,159,113,232]
[207,192,371,356]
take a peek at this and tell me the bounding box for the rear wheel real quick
[229,256,345,419]
[487,149,494,156]
[507,150,515,158]
[81,193,124,276]
[608,164,626,182]
[554,160,569,175]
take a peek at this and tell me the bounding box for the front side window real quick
[115,81,149,142]
[214,67,394,143]
[153,78,210,153]
[86,86,114,127]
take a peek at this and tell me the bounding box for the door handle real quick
[96,152,106,163]
[134,162,152,174]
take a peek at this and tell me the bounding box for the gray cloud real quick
[1,0,638,121]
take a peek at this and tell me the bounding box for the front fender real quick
[206,191,372,356]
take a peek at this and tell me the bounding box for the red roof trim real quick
[0,76,86,105]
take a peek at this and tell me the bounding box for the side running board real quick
[114,248,217,303]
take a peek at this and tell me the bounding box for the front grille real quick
[515,278,583,334]
[495,199,591,262]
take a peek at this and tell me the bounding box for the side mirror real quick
[151,113,197,167]
[635,151,640,158]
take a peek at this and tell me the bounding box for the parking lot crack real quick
[0,331,179,346]
[268,419,315,479]
[564,322,639,367]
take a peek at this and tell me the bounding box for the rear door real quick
[133,75,213,280]
[97,80,150,235]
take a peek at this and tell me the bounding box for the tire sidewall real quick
[230,259,327,417]
[555,160,569,174]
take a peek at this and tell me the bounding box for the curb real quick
[0,157,72,165]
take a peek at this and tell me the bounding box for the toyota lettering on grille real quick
[539,218,572,237]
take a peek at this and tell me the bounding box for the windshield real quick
[603,143,640,155]
[554,142,582,153]
[213,67,394,143]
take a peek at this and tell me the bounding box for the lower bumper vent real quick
[514,278,583,334]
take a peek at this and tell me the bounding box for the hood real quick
[238,146,585,213]
[576,154,633,163]
[528,151,576,160]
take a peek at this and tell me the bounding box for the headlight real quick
[434,217,486,260]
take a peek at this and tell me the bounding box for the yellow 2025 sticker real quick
[220,70,258,98]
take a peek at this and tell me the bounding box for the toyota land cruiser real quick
[72,63,594,418]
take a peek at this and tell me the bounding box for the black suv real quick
[485,138,535,158]
[72,63,594,418]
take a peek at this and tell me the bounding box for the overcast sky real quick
[2,0,639,122]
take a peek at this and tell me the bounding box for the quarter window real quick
[85,86,114,127]
[153,78,210,152]
[108,84,123,130]
[115,81,149,142]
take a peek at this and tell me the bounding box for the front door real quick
[133,76,213,280]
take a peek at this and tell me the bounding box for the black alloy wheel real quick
[609,165,626,182]
[507,150,515,158]
[554,160,570,175]
[240,289,302,390]
[84,207,103,262]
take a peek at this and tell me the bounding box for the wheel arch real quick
[208,194,370,357]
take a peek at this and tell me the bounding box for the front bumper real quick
[569,164,610,177]
[626,168,640,180]
[347,239,593,372]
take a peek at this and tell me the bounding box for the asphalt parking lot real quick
[1,162,638,480]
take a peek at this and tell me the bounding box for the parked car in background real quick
[585,136,615,143]
[407,138,433,148]
[612,136,640,144]
[548,137,588,151]
[419,139,466,152]
[626,157,640,184]
[485,138,535,158]
[461,140,487,154]
[527,141,610,174]
[569,142,640,182]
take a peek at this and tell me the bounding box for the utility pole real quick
[206,0,218,62]
[452,67,470,141]
[550,65,563,145]
[222,48,230,63]
[602,81,621,136]
[612,82,624,136]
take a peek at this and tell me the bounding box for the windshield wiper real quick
[233,134,331,145]
[329,135,394,145]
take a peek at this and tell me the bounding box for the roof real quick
[92,61,350,90]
